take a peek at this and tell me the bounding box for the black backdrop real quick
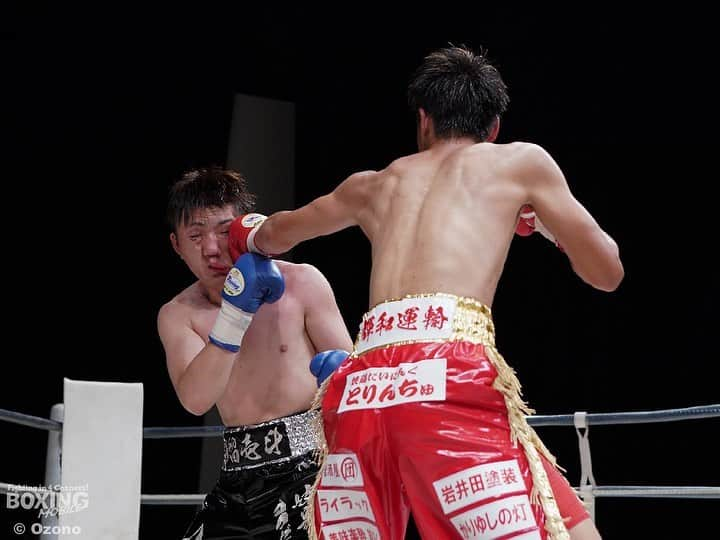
[2,6,718,539]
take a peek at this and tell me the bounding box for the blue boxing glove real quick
[309,349,349,386]
[209,253,285,352]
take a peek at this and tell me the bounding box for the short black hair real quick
[167,166,256,232]
[408,45,510,141]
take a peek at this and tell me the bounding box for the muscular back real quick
[258,141,622,306]
[361,142,532,306]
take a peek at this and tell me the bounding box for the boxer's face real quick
[171,205,236,291]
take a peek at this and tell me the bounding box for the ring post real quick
[59,378,143,539]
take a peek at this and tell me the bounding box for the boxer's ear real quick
[417,108,434,150]
[170,232,182,257]
[486,116,500,142]
[418,108,428,129]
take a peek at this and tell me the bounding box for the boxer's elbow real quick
[574,257,624,292]
[176,379,214,416]
[180,395,213,416]
[593,264,624,292]
[595,237,624,291]
[571,231,624,291]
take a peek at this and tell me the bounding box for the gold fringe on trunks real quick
[452,295,569,539]
[305,375,334,540]
[305,293,569,540]
[484,344,569,540]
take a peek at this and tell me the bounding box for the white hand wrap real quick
[246,224,266,255]
[208,301,254,353]
[533,216,558,244]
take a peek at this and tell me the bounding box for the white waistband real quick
[354,294,495,355]
[354,295,459,354]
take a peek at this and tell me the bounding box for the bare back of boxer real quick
[255,137,623,308]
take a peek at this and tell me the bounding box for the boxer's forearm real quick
[176,346,236,415]
[255,195,355,255]
[254,211,299,255]
[565,228,624,292]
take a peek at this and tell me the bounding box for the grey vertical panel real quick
[199,93,295,494]
[226,93,295,214]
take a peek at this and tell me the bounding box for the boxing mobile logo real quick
[5,484,89,517]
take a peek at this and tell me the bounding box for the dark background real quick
[2,5,718,539]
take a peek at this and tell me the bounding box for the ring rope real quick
[0,408,61,431]
[2,405,718,506]
[4,405,718,437]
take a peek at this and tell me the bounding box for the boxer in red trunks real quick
[232,45,623,539]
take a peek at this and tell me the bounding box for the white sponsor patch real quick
[433,459,525,514]
[356,296,457,353]
[223,267,245,296]
[321,520,380,540]
[241,213,267,227]
[321,453,364,487]
[338,358,446,413]
[316,489,375,523]
[450,494,538,539]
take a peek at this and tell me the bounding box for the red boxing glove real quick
[228,213,268,262]
[516,204,537,236]
[515,204,564,251]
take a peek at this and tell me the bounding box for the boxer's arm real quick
[297,265,354,353]
[158,303,236,416]
[254,171,375,255]
[520,145,624,292]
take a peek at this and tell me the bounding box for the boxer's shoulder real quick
[159,282,214,324]
[274,262,333,299]
[385,153,419,173]
[273,261,323,283]
[462,141,551,180]
[337,169,381,199]
[500,141,551,164]
[163,281,209,310]
[463,140,539,160]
